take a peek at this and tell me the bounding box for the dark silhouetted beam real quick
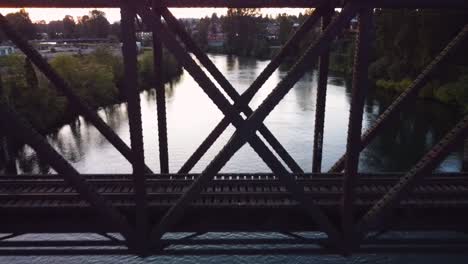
[1,0,468,8]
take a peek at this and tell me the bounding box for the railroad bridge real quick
[0,0,468,257]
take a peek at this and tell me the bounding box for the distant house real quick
[136,32,152,41]
[207,21,226,48]
[349,17,359,33]
[265,22,280,40]
[0,46,14,57]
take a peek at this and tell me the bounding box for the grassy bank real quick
[375,75,468,112]
[0,48,182,133]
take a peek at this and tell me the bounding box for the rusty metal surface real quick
[341,8,372,249]
[121,5,149,253]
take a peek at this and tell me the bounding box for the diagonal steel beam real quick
[159,7,308,173]
[0,13,154,174]
[152,1,170,174]
[0,99,137,248]
[120,5,149,254]
[357,114,468,242]
[341,8,373,253]
[136,2,358,251]
[312,5,333,173]
[328,24,468,173]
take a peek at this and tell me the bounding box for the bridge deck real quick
[1,173,468,233]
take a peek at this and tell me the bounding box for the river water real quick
[6,54,466,263]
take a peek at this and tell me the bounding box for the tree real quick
[47,20,64,39]
[88,10,111,38]
[277,14,293,44]
[195,16,210,50]
[76,15,90,37]
[5,9,36,40]
[63,15,76,38]
[109,22,121,41]
[223,8,261,56]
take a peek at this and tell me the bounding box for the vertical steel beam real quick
[0,13,154,174]
[328,24,468,173]
[341,8,372,252]
[312,6,333,173]
[121,5,149,254]
[152,1,169,173]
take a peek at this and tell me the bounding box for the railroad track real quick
[0,173,467,209]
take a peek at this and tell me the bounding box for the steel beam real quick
[152,1,170,174]
[120,5,149,254]
[0,13,154,174]
[312,6,332,173]
[341,8,372,252]
[329,24,468,173]
[1,0,468,8]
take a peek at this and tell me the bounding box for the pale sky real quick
[0,8,307,23]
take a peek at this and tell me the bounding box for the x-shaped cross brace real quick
[133,1,360,252]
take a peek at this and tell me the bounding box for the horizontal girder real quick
[0,0,467,8]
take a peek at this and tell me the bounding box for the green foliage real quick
[0,48,181,133]
[1,55,66,131]
[329,36,355,75]
[223,8,265,57]
[139,50,182,89]
[353,9,468,109]
[49,54,118,108]
[434,71,468,107]
[4,9,36,40]
[375,79,413,93]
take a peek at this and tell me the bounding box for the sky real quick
[0,8,307,23]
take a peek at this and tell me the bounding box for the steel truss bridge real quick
[0,0,467,257]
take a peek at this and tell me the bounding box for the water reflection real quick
[16,54,463,174]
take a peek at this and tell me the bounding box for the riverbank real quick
[0,48,182,134]
[14,54,463,174]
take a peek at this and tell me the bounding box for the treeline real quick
[0,9,120,41]
[191,9,318,59]
[369,9,468,111]
[0,49,182,133]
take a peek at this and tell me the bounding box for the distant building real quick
[0,46,14,57]
[349,17,359,33]
[207,20,226,48]
[265,22,280,40]
[136,31,152,41]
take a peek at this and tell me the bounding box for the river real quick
[5,54,466,263]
